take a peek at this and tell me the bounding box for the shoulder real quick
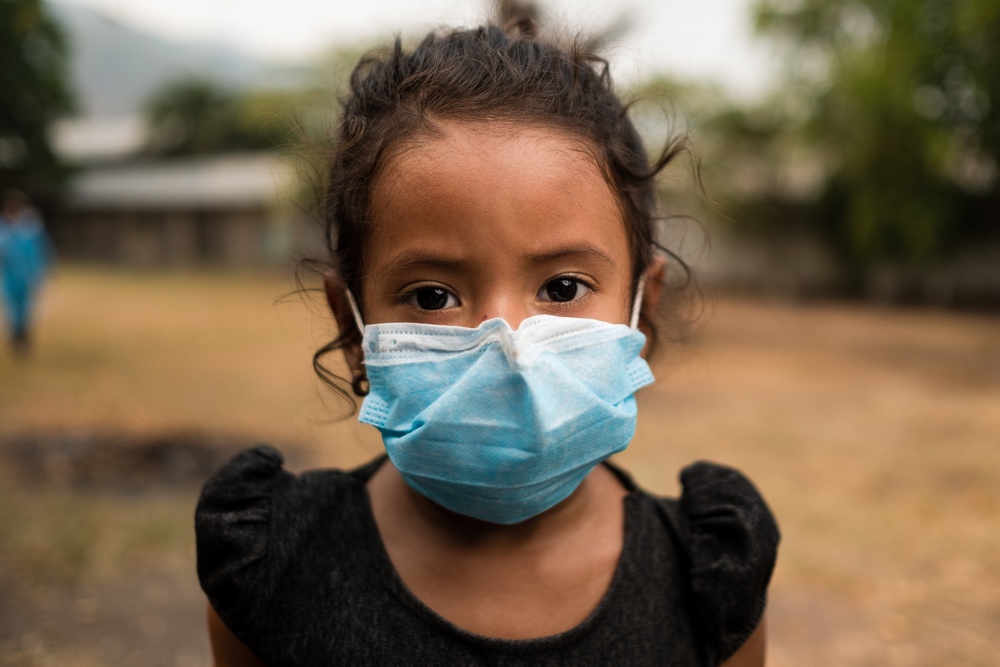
[644,461,780,665]
[195,446,380,637]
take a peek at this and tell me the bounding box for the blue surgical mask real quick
[352,293,654,525]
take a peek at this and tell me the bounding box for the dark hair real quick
[2,188,29,208]
[313,22,696,404]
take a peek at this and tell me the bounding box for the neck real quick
[371,459,624,550]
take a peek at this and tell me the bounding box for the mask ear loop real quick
[345,289,366,332]
[629,274,647,330]
[344,290,369,396]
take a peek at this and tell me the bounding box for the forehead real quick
[366,120,629,273]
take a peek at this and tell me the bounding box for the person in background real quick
[0,189,54,357]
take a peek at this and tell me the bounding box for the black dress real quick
[196,446,779,666]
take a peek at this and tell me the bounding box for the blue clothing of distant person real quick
[0,189,54,355]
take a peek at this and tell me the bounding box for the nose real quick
[473,294,532,330]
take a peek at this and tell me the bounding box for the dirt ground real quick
[1,267,998,666]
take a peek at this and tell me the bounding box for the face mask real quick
[350,289,654,525]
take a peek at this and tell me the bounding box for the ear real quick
[638,255,667,358]
[322,271,366,390]
[642,255,667,315]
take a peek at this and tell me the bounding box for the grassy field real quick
[1,266,998,665]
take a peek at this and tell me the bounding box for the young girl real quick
[196,21,779,666]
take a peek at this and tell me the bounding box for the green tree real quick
[752,0,1000,266]
[0,0,75,195]
[143,78,299,156]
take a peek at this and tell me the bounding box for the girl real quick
[196,21,779,666]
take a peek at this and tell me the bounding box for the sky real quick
[56,0,779,100]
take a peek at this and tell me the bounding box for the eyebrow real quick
[379,242,619,275]
[524,242,619,268]
[378,250,470,275]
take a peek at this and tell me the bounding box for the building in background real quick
[49,152,311,266]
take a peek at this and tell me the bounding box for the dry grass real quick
[621,299,1000,666]
[0,265,376,462]
[1,266,998,665]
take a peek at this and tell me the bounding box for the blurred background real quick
[1,0,998,664]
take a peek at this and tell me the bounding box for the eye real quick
[405,286,459,311]
[538,278,591,303]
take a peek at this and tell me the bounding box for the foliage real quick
[749,0,1000,266]
[143,77,301,156]
[0,0,75,195]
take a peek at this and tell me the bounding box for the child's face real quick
[361,120,633,329]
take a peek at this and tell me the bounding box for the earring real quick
[352,369,370,397]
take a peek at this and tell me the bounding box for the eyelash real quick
[400,276,596,312]
[537,276,595,306]
[401,285,460,311]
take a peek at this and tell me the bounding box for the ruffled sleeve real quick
[671,461,780,664]
[195,445,292,637]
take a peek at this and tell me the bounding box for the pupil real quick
[547,279,577,302]
[416,288,449,310]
